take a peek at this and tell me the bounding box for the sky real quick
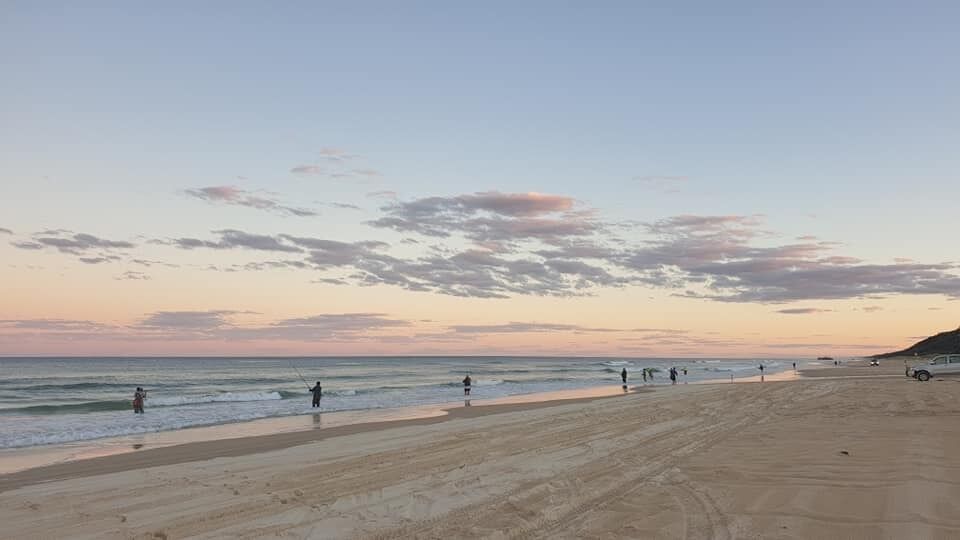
[1,1,958,357]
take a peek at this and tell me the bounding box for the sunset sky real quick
[2,2,958,356]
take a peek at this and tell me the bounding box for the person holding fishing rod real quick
[288,360,322,407]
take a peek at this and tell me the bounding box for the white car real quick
[911,354,960,381]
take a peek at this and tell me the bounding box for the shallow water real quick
[0,356,794,448]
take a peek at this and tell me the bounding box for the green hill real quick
[874,326,960,358]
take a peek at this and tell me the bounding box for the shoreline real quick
[0,384,644,492]
[0,366,790,477]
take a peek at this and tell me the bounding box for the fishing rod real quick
[288,359,311,390]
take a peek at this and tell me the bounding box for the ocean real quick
[0,356,794,449]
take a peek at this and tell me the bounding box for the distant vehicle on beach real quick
[910,354,960,381]
[817,356,834,361]
[869,359,880,366]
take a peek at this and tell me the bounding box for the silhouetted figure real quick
[642,369,648,383]
[132,387,146,414]
[309,381,322,407]
[463,375,472,396]
[669,367,677,385]
[621,368,627,384]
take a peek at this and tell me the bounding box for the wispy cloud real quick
[0,311,412,344]
[79,256,114,265]
[166,229,303,253]
[116,271,151,280]
[290,148,380,180]
[617,214,960,303]
[220,313,410,341]
[0,319,112,331]
[133,310,410,342]
[10,230,135,266]
[292,168,382,181]
[449,322,621,334]
[318,147,359,162]
[138,310,240,331]
[290,165,325,175]
[328,202,362,211]
[184,186,317,217]
[24,231,135,255]
[370,191,597,244]
[131,259,180,268]
[775,308,833,315]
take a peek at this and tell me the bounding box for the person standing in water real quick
[309,381,322,407]
[669,367,677,385]
[132,387,146,414]
[621,367,628,385]
[463,374,472,396]
[642,368,647,383]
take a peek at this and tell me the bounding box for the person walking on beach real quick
[621,367,628,385]
[759,364,765,382]
[793,362,797,371]
[642,368,647,383]
[463,374,472,396]
[309,381,322,407]
[669,367,677,385]
[132,387,146,414]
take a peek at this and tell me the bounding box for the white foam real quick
[148,391,283,407]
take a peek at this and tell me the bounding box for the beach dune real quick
[2,370,959,539]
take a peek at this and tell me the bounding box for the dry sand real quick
[3,370,959,539]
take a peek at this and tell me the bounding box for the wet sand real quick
[3,372,959,539]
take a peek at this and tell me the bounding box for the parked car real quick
[910,354,960,381]
[869,359,879,366]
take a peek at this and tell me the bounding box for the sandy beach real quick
[3,365,959,539]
